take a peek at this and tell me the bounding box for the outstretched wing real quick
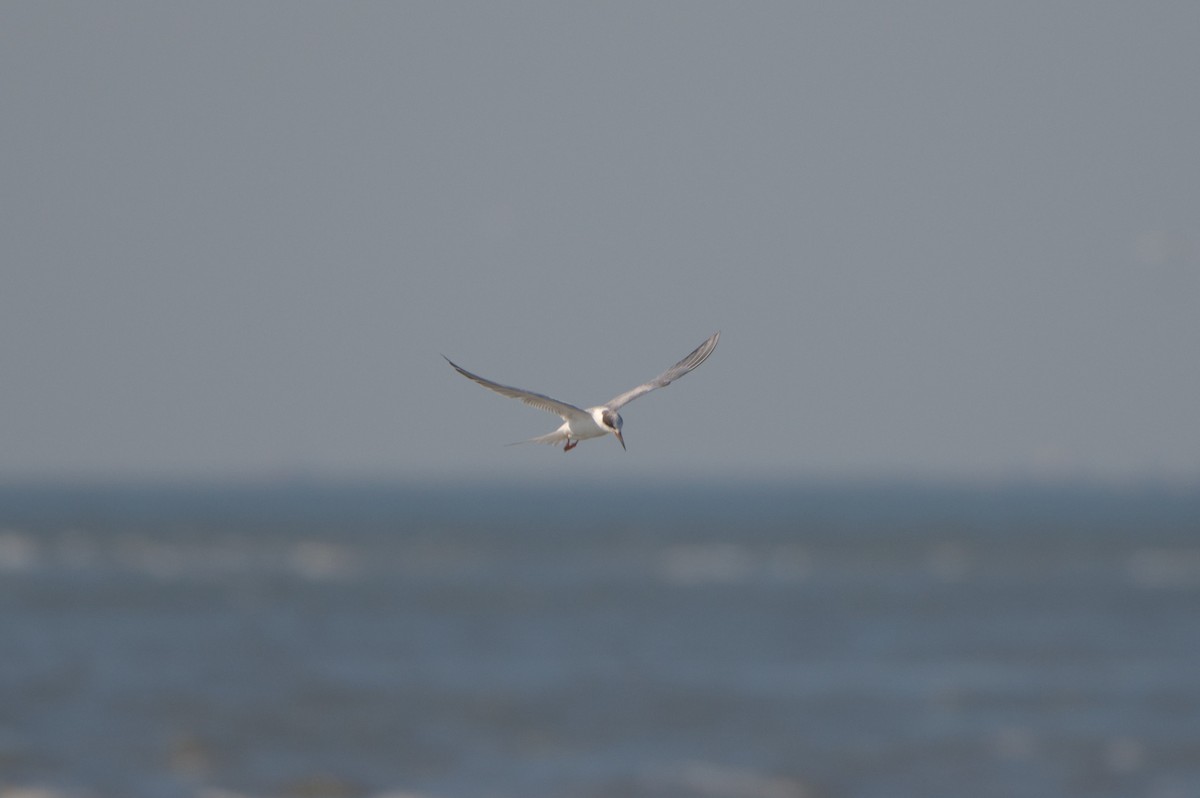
[444,356,591,422]
[604,331,720,410]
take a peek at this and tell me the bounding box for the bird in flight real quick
[444,331,719,452]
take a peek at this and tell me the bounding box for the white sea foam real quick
[287,540,359,581]
[657,543,813,586]
[648,762,809,798]
[0,787,77,798]
[194,789,255,798]
[659,543,755,585]
[0,530,38,571]
[1128,548,1200,588]
[990,726,1036,761]
[926,541,971,582]
[1104,736,1146,774]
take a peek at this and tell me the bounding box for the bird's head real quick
[602,409,625,450]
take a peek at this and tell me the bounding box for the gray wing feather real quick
[604,331,720,410]
[444,356,590,422]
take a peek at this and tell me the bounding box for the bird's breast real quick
[568,413,609,440]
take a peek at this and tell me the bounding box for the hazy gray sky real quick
[3,2,1198,482]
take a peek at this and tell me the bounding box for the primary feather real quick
[441,356,590,422]
[604,331,720,410]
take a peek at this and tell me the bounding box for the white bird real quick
[444,331,720,452]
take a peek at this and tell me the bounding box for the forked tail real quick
[505,430,569,447]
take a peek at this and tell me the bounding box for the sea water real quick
[1,481,1198,798]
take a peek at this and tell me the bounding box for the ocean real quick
[1,480,1198,798]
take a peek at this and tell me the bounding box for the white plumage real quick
[444,331,720,451]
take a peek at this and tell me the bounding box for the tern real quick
[444,331,719,451]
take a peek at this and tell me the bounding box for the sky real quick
[2,2,1198,484]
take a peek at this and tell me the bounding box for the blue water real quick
[2,480,1199,798]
